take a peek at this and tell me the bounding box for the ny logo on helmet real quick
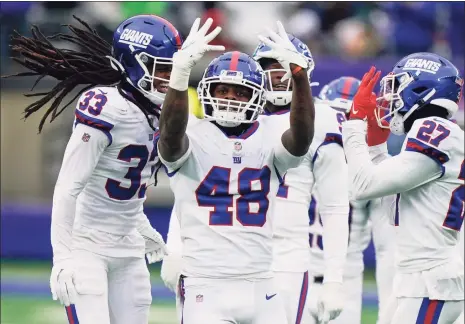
[403,59,441,74]
[119,29,153,49]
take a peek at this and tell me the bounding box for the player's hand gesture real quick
[317,282,344,324]
[367,109,390,146]
[50,260,78,306]
[173,17,225,72]
[349,66,381,120]
[256,21,314,82]
[142,228,169,263]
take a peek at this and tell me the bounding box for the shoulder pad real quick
[403,117,460,165]
[74,87,127,145]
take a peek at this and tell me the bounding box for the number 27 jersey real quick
[396,117,464,272]
[159,115,303,278]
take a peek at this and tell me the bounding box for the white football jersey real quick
[159,115,303,278]
[261,103,349,276]
[395,117,464,273]
[70,86,158,257]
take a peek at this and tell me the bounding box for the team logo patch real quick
[82,133,91,142]
[403,59,441,74]
[196,294,203,303]
[118,29,153,49]
[233,141,242,164]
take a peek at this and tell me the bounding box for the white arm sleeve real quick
[313,143,350,283]
[51,124,108,262]
[370,196,396,316]
[274,138,305,177]
[342,120,443,201]
[161,206,183,293]
[166,206,183,254]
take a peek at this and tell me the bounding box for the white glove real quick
[169,17,225,91]
[50,259,78,306]
[141,227,168,264]
[317,282,344,324]
[256,21,314,82]
[160,252,182,293]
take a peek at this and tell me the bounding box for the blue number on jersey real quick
[196,166,271,227]
[105,145,148,200]
[336,112,346,133]
[79,90,108,116]
[105,142,157,200]
[308,195,323,250]
[443,160,465,231]
[276,175,289,198]
[416,120,450,147]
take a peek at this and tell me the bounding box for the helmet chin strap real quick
[389,88,437,135]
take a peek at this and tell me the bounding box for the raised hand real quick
[349,66,381,120]
[172,18,225,72]
[255,21,313,82]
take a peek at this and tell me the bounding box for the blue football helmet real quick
[198,51,267,127]
[252,34,314,106]
[319,77,361,113]
[111,15,182,106]
[376,52,463,135]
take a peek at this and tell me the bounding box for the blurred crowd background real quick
[0,2,464,323]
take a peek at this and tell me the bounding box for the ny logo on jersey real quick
[233,156,242,164]
[82,133,91,142]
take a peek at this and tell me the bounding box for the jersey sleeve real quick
[403,117,452,174]
[51,124,108,262]
[73,87,121,146]
[313,143,350,283]
[342,120,443,201]
[273,138,305,176]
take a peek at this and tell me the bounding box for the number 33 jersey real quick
[59,86,158,257]
[158,115,304,279]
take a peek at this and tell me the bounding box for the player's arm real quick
[51,125,108,262]
[136,213,167,264]
[256,22,315,158]
[370,197,396,319]
[313,143,350,284]
[161,206,183,293]
[158,18,224,164]
[343,121,444,200]
[342,67,444,201]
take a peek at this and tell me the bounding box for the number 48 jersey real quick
[396,116,464,273]
[158,115,303,279]
[67,86,158,257]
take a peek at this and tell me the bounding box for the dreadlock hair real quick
[3,16,131,133]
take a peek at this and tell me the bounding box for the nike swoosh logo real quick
[352,105,359,114]
[266,294,276,300]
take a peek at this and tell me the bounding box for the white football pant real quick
[181,276,287,324]
[64,249,151,324]
[273,271,310,323]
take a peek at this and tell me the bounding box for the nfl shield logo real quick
[82,133,91,142]
[234,141,242,152]
[196,294,203,303]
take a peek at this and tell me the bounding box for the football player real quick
[157,20,315,323]
[253,36,350,324]
[7,15,182,323]
[342,54,465,323]
[306,77,396,324]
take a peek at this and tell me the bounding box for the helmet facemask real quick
[263,68,293,106]
[376,72,437,135]
[135,52,173,106]
[198,70,266,127]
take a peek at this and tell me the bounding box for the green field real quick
[1,260,379,323]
